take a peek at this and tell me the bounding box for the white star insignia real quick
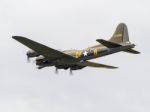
[83,51,88,56]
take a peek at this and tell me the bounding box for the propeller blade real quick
[69,69,73,75]
[32,60,36,64]
[55,68,58,74]
[27,56,30,63]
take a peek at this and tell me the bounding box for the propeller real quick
[69,68,73,75]
[32,60,36,64]
[55,68,58,74]
[27,56,30,63]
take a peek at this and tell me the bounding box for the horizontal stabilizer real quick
[123,49,140,54]
[96,39,121,48]
[83,61,118,69]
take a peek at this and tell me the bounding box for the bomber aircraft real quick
[12,23,140,74]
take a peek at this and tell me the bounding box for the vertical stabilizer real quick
[109,23,129,43]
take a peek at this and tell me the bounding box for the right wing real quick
[12,36,80,62]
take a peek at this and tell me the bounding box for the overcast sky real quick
[0,0,150,112]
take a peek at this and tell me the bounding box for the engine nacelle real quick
[36,55,45,61]
[26,50,39,58]
[36,56,48,65]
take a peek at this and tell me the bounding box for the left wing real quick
[78,61,118,69]
[12,36,80,62]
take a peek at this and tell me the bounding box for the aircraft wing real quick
[12,36,80,62]
[79,61,118,69]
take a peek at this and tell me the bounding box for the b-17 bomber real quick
[12,23,140,74]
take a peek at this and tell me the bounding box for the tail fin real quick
[109,23,129,43]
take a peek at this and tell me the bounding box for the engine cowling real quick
[36,55,45,61]
[36,56,49,65]
[26,50,39,58]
